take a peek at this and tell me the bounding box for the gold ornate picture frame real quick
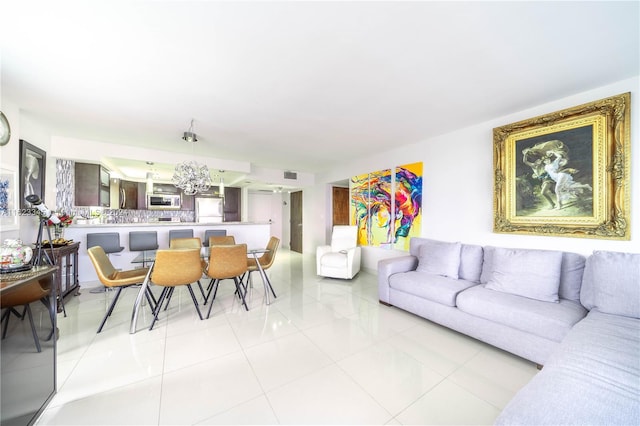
[493,92,630,240]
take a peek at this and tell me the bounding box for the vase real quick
[52,225,65,240]
[0,239,33,268]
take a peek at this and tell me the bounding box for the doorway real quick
[290,190,303,253]
[332,186,350,225]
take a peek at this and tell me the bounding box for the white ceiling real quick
[1,1,638,189]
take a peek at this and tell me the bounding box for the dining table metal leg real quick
[129,264,154,334]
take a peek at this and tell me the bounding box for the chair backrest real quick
[259,236,280,269]
[331,226,358,252]
[0,278,51,308]
[87,232,124,254]
[208,235,235,247]
[169,237,202,249]
[207,244,248,279]
[129,231,159,251]
[87,246,117,285]
[169,229,194,245]
[203,229,227,246]
[151,249,203,286]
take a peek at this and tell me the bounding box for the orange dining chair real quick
[168,237,207,301]
[203,229,227,247]
[204,235,236,297]
[204,244,249,316]
[148,249,205,330]
[245,236,279,299]
[208,235,235,247]
[1,277,54,352]
[87,246,151,333]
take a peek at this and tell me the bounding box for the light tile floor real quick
[36,249,538,425]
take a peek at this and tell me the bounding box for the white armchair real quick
[316,225,361,279]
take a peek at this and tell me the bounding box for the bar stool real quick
[168,229,194,246]
[202,229,227,247]
[87,232,124,254]
[129,231,159,267]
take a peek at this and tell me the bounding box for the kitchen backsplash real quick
[56,159,195,223]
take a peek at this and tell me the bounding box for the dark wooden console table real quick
[39,242,81,311]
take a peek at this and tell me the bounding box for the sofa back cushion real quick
[580,250,640,318]
[559,252,586,303]
[416,239,461,279]
[482,246,586,303]
[484,247,563,303]
[480,246,496,285]
[410,238,484,282]
[459,244,484,283]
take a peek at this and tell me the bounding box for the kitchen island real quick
[64,222,272,284]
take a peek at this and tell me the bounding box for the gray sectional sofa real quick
[378,238,639,425]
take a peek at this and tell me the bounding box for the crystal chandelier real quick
[172,119,212,195]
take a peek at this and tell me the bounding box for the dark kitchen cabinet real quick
[75,163,110,207]
[119,180,146,209]
[153,183,179,194]
[223,187,241,222]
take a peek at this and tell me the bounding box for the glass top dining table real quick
[128,247,272,334]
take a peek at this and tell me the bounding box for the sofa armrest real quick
[377,255,418,304]
[316,245,332,273]
[346,246,362,278]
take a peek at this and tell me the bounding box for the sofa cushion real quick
[480,245,496,284]
[495,311,640,425]
[389,271,478,307]
[581,250,640,318]
[485,247,563,303]
[320,252,347,268]
[416,240,461,279]
[558,251,586,303]
[456,286,587,342]
[458,244,484,283]
[482,246,584,302]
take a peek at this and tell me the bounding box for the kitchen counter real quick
[64,222,273,284]
[71,221,270,227]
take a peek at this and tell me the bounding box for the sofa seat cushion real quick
[389,271,478,307]
[456,286,587,342]
[496,311,640,425]
[320,252,348,268]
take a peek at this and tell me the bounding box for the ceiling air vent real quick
[284,171,297,180]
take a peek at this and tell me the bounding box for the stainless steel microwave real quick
[147,194,181,210]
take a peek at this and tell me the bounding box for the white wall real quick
[0,105,57,245]
[0,99,21,241]
[309,76,640,270]
[3,77,638,266]
[247,191,287,246]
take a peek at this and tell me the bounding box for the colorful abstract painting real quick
[350,169,392,246]
[394,162,423,250]
[350,162,422,250]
